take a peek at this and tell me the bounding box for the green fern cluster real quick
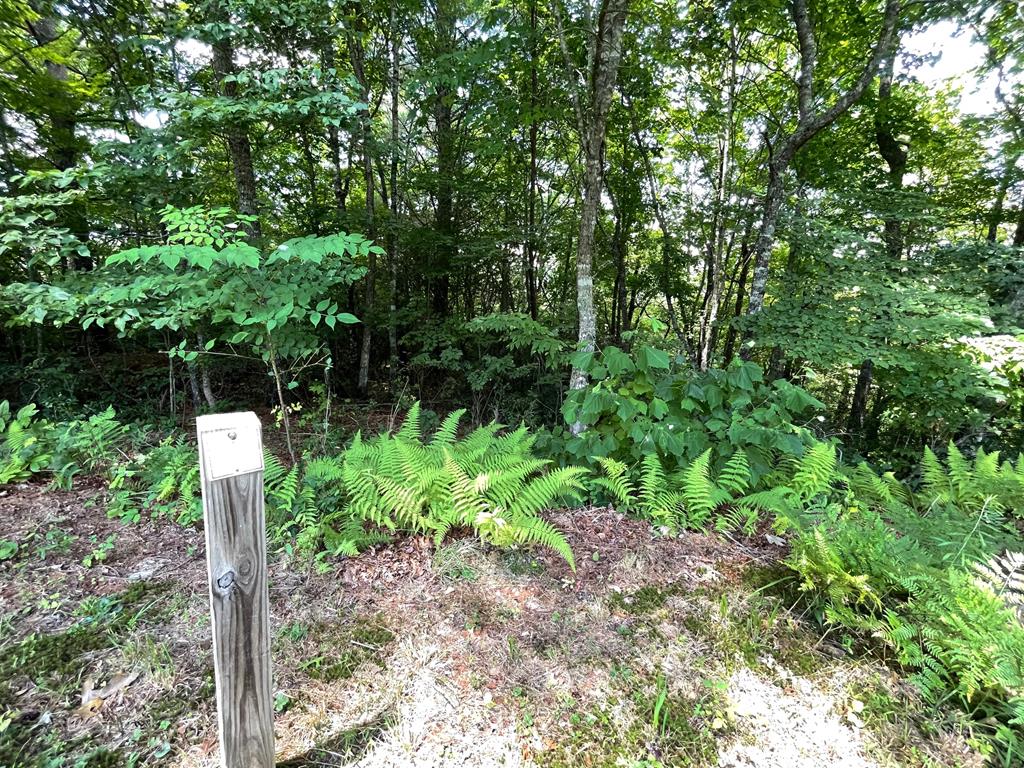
[593,441,840,535]
[317,404,583,568]
[920,442,1024,521]
[782,442,1024,760]
[262,404,583,568]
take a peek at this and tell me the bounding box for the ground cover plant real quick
[2,0,1024,766]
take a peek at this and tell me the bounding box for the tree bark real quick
[350,26,377,394]
[387,0,401,388]
[209,5,261,239]
[698,35,737,371]
[565,0,631,430]
[525,0,541,320]
[430,0,457,318]
[1014,200,1024,248]
[744,0,900,327]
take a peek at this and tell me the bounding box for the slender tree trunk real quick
[1014,200,1024,248]
[388,0,401,388]
[722,221,754,366]
[525,0,540,320]
[351,29,377,394]
[567,0,631,430]
[698,37,736,371]
[430,0,457,318]
[209,6,261,238]
[744,0,900,333]
[743,166,786,326]
[987,161,1014,243]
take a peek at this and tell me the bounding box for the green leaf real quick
[602,346,635,377]
[637,345,670,371]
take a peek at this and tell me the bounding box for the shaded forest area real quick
[2,0,1024,766]
[0,0,1021,461]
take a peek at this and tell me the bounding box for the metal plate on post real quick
[197,412,264,481]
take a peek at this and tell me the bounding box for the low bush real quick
[547,349,822,484]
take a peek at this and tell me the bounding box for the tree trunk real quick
[209,6,261,239]
[351,28,377,394]
[848,359,873,434]
[567,0,631,430]
[431,0,457,318]
[1014,200,1024,248]
[698,39,736,371]
[743,165,786,324]
[722,221,753,366]
[744,0,900,332]
[525,0,540,320]
[387,0,401,389]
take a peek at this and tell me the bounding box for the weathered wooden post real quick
[197,412,274,768]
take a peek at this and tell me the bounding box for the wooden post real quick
[197,412,274,768]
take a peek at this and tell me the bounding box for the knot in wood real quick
[217,570,236,590]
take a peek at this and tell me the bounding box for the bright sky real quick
[903,21,1001,116]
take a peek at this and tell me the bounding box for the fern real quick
[292,403,581,568]
[592,456,636,511]
[789,441,837,502]
[638,453,682,528]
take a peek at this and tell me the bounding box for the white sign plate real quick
[197,412,265,481]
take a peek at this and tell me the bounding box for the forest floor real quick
[0,481,987,768]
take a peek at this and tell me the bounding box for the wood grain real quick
[198,413,274,768]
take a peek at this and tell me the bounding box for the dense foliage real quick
[2,0,1024,764]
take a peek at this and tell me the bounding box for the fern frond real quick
[432,408,466,446]
[790,442,837,501]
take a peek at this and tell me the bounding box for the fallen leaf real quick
[96,669,140,698]
[72,697,103,721]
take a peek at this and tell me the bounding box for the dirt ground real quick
[0,481,985,768]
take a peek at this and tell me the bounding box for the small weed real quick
[82,533,117,568]
[33,527,75,560]
[0,539,17,561]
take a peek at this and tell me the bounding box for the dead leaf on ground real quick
[70,670,141,721]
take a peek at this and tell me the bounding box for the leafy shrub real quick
[549,350,823,483]
[0,401,128,487]
[404,313,566,423]
[781,442,1024,761]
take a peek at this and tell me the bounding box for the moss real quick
[608,583,683,615]
[1,580,170,688]
[302,615,395,682]
[0,581,173,768]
